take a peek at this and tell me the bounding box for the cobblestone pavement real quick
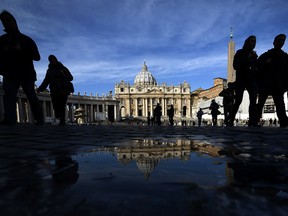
[0,124,288,216]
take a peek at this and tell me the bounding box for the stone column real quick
[70,104,75,123]
[17,98,24,123]
[143,98,147,117]
[114,104,117,122]
[135,98,138,117]
[150,98,153,116]
[27,100,33,123]
[90,103,94,123]
[84,104,87,123]
[161,98,165,116]
[127,97,131,116]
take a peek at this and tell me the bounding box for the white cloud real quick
[2,0,288,94]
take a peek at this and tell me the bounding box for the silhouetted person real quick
[269,118,273,126]
[168,105,174,126]
[0,10,43,125]
[256,34,288,127]
[147,111,151,126]
[273,118,277,126]
[209,99,220,126]
[229,35,258,127]
[37,55,73,126]
[196,108,203,126]
[219,82,235,126]
[151,115,155,125]
[154,103,162,126]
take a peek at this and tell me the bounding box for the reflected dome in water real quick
[136,156,159,180]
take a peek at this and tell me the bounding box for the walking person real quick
[196,108,204,126]
[147,111,151,126]
[229,35,258,127]
[269,118,273,126]
[219,82,235,126]
[153,103,162,126]
[37,55,73,126]
[273,118,277,127]
[168,105,174,126]
[256,34,288,127]
[209,99,220,126]
[0,10,43,125]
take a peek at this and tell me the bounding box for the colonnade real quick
[126,96,192,119]
[0,87,120,124]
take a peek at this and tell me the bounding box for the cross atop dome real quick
[142,61,148,72]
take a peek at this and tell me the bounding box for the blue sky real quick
[1,0,288,96]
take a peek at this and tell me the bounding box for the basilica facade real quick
[115,62,192,123]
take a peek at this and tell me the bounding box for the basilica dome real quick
[134,62,157,86]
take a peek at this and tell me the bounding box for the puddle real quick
[71,139,226,188]
[2,138,288,216]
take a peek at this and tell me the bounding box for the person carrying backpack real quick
[37,55,73,126]
[209,99,220,126]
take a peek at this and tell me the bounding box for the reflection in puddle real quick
[69,139,225,186]
[116,139,222,181]
[2,138,288,215]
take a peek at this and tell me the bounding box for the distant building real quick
[196,78,226,121]
[0,79,119,124]
[196,31,288,124]
[115,62,192,124]
[1,30,287,125]
[198,78,226,100]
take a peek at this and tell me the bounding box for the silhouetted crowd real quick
[220,34,288,127]
[0,10,73,126]
[1,10,287,127]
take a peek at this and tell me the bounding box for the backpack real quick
[62,79,74,93]
[60,68,74,93]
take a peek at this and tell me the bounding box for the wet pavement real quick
[0,124,288,216]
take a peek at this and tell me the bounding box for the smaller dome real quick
[134,62,157,86]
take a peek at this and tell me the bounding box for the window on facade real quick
[138,98,143,105]
[120,88,124,92]
[183,88,186,92]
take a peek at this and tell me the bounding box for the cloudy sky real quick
[1,0,288,95]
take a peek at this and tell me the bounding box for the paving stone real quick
[1,124,288,216]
